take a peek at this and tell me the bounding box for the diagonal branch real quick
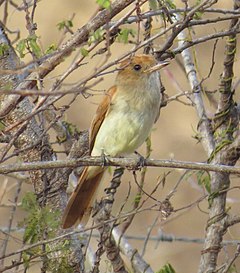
[0,0,135,118]
[175,14,215,156]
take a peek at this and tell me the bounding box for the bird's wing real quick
[89,86,117,152]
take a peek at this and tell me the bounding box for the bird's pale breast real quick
[91,72,161,157]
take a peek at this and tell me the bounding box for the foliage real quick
[45,44,57,54]
[57,20,74,31]
[156,263,176,273]
[117,28,136,44]
[16,35,42,58]
[88,27,105,45]
[80,47,89,57]
[96,0,111,9]
[18,192,72,272]
[0,44,9,56]
[196,170,211,194]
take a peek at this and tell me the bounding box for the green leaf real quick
[96,0,111,9]
[193,0,204,19]
[156,263,176,273]
[117,28,135,44]
[16,35,42,58]
[28,35,42,58]
[0,44,9,57]
[165,0,176,9]
[57,19,73,31]
[196,171,211,193]
[21,192,38,211]
[134,193,142,205]
[45,44,57,54]
[88,28,105,45]
[57,21,66,31]
[66,20,73,28]
[16,39,26,58]
[80,47,89,57]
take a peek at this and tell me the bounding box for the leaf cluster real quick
[18,192,72,272]
[16,35,42,58]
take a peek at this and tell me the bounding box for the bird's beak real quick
[144,61,169,74]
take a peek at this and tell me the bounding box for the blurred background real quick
[1,0,240,272]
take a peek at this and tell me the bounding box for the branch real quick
[196,1,240,272]
[113,228,154,273]
[0,18,86,272]
[1,156,240,174]
[176,20,215,156]
[0,0,135,118]
[92,167,128,273]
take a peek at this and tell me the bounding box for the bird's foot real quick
[134,151,146,170]
[100,149,108,167]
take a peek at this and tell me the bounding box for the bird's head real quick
[116,54,169,85]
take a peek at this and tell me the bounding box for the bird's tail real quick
[62,166,105,229]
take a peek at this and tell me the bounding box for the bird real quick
[62,54,169,229]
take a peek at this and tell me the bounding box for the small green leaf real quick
[156,263,176,273]
[28,35,42,58]
[80,47,89,57]
[88,28,105,45]
[57,19,73,31]
[165,0,176,9]
[196,171,211,193]
[16,35,42,58]
[16,39,26,58]
[117,28,135,44]
[0,44,9,57]
[57,21,66,31]
[45,44,57,54]
[134,193,141,205]
[96,0,111,9]
[66,20,73,28]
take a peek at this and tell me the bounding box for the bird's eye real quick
[133,64,142,71]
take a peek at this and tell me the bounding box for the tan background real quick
[1,0,240,272]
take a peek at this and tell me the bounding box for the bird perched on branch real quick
[62,54,169,229]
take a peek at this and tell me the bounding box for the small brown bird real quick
[62,54,168,229]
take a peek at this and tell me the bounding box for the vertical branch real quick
[198,1,240,272]
[176,15,215,156]
[214,1,240,144]
[0,22,85,272]
[169,7,239,273]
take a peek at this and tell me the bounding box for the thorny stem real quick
[93,167,128,273]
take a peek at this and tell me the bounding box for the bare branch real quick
[1,156,240,175]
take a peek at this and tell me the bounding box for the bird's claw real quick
[100,149,108,167]
[134,151,146,170]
